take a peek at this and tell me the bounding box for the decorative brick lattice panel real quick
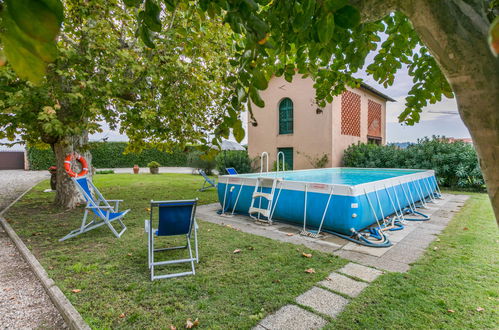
[341,91,361,137]
[367,100,382,137]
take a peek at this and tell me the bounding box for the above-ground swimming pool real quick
[217,168,440,244]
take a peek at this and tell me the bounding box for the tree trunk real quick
[399,0,499,224]
[53,133,93,209]
[354,0,499,224]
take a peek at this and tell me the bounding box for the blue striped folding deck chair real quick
[145,199,199,280]
[198,169,216,191]
[59,176,128,241]
[226,167,238,175]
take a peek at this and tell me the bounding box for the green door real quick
[278,148,293,170]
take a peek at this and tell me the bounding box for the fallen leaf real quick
[273,279,281,283]
[170,325,177,330]
[302,252,312,258]
[433,247,438,250]
[127,253,132,256]
[247,246,255,250]
[447,309,455,313]
[71,289,81,293]
[463,227,469,230]
[476,307,484,312]
[436,238,441,242]
[286,233,294,236]
[207,229,211,232]
[233,249,241,254]
[119,313,125,318]
[145,208,151,212]
[185,318,199,328]
[305,268,316,274]
[326,277,332,281]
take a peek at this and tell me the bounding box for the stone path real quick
[0,170,66,329]
[255,262,382,329]
[196,193,469,329]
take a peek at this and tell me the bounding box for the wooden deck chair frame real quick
[59,176,128,241]
[145,199,199,280]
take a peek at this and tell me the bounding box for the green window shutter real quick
[278,147,293,170]
[279,98,293,134]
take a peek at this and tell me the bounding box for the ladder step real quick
[249,207,270,217]
[252,192,273,200]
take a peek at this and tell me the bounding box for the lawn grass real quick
[5,173,346,328]
[326,192,499,329]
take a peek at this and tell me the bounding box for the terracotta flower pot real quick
[133,165,139,174]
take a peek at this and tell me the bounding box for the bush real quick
[187,150,216,175]
[215,150,251,174]
[343,137,485,191]
[27,142,191,170]
[147,161,160,168]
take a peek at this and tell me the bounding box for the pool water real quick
[235,168,425,186]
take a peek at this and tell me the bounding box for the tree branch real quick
[350,0,400,23]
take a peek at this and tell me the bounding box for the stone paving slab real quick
[337,263,383,282]
[342,240,393,257]
[257,304,327,330]
[296,286,349,318]
[318,272,369,297]
[381,245,426,264]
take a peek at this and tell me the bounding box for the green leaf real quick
[139,24,155,48]
[144,0,162,32]
[324,0,348,12]
[317,13,335,44]
[233,119,245,143]
[124,0,143,7]
[334,5,360,29]
[249,86,265,107]
[6,0,62,42]
[252,69,268,90]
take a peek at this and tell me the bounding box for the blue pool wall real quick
[217,172,438,236]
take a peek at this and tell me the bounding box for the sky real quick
[357,65,470,143]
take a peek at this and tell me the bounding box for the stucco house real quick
[247,75,395,170]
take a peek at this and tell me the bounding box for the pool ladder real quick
[248,177,282,224]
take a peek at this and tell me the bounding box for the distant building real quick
[248,75,395,170]
[445,137,473,144]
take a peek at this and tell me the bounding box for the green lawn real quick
[5,174,498,329]
[5,173,346,328]
[327,192,499,329]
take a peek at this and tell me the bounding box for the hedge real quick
[343,137,485,191]
[27,142,191,170]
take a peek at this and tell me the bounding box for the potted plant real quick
[147,161,160,174]
[133,164,139,174]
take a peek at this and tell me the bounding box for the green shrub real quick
[187,150,216,175]
[343,137,485,191]
[95,170,114,174]
[215,150,251,174]
[27,142,191,170]
[147,161,160,168]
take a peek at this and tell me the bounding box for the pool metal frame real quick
[216,167,442,247]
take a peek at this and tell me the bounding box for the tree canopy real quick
[0,0,233,152]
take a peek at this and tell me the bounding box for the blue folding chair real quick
[198,169,216,191]
[144,199,199,280]
[226,167,238,175]
[60,176,128,241]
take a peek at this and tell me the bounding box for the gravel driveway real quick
[0,170,67,329]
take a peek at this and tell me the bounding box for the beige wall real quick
[248,75,387,170]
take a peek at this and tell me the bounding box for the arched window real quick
[279,98,293,134]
